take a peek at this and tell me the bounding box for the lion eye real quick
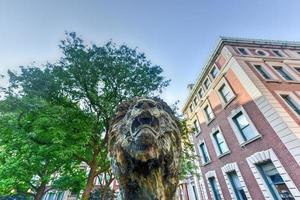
[135,101,156,109]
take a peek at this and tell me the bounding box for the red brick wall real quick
[193,67,300,199]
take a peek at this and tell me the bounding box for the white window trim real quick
[198,139,211,166]
[268,61,300,82]
[201,100,215,124]
[272,49,286,58]
[205,170,225,200]
[209,64,220,80]
[210,126,230,158]
[276,91,300,119]
[227,106,261,146]
[215,77,236,108]
[237,47,251,56]
[192,116,201,135]
[198,87,204,99]
[255,49,269,57]
[203,77,212,90]
[221,162,252,200]
[250,62,279,81]
[246,149,300,199]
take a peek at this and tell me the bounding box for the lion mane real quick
[108,97,182,200]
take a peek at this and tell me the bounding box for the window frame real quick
[210,127,230,157]
[277,91,300,118]
[202,101,215,124]
[228,106,261,146]
[222,162,251,200]
[203,77,211,90]
[272,65,294,81]
[206,171,224,200]
[198,140,211,165]
[272,49,285,57]
[246,149,299,200]
[237,47,250,56]
[255,49,269,57]
[193,118,201,135]
[215,77,236,108]
[209,65,220,79]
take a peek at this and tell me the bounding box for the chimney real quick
[187,84,194,91]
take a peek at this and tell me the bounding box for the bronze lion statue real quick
[108,97,182,200]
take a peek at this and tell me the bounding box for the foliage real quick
[0,96,86,198]
[1,32,170,199]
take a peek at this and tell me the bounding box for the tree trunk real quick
[82,163,97,200]
[34,182,46,200]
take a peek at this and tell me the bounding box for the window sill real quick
[240,135,262,147]
[265,79,282,83]
[201,161,211,167]
[223,96,237,109]
[217,151,231,159]
[206,118,215,126]
[286,80,300,84]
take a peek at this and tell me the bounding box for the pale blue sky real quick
[1,0,300,108]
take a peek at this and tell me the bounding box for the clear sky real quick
[1,0,300,109]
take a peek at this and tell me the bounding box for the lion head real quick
[108,97,181,199]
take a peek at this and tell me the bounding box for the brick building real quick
[181,37,300,200]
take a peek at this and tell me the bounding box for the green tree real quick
[0,96,87,199]
[5,32,170,199]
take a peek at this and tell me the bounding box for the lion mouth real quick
[131,111,159,136]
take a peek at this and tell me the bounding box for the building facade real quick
[182,37,300,200]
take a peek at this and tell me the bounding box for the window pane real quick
[241,125,257,140]
[238,48,248,55]
[220,84,234,103]
[274,66,293,81]
[235,114,249,129]
[254,65,271,80]
[228,172,247,200]
[205,105,214,121]
[199,88,204,98]
[213,131,228,154]
[273,50,283,57]
[200,143,209,163]
[210,67,219,79]
[281,95,300,115]
[204,79,211,89]
[208,177,222,200]
[257,161,294,200]
[233,112,257,142]
[194,119,201,134]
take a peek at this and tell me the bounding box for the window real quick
[199,142,210,164]
[273,50,283,57]
[219,84,234,103]
[256,50,267,56]
[294,67,300,73]
[232,112,257,142]
[194,96,199,105]
[204,105,214,122]
[208,177,222,200]
[257,161,294,200]
[238,48,248,55]
[212,130,229,155]
[193,119,201,134]
[192,185,199,200]
[204,78,211,89]
[189,104,194,112]
[210,66,219,79]
[281,94,300,116]
[273,66,294,81]
[227,171,247,200]
[254,64,271,80]
[198,88,204,98]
